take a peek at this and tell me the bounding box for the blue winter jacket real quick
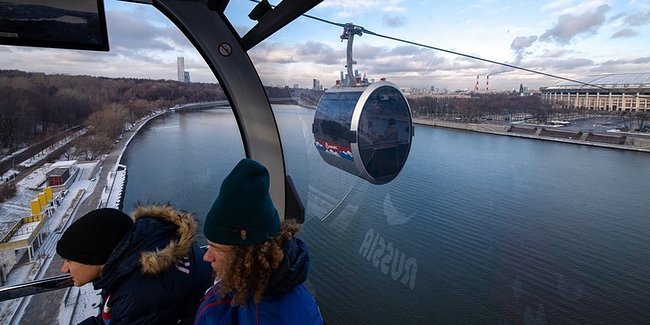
[194,238,324,324]
[79,206,213,325]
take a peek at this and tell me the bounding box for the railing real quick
[0,245,210,302]
[0,274,73,302]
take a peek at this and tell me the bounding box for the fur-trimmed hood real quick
[96,205,201,293]
[92,206,213,324]
[132,205,198,275]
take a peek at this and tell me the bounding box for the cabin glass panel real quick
[314,91,361,142]
[358,86,412,181]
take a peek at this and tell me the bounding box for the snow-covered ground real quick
[0,161,99,324]
[1,130,87,186]
[0,111,165,324]
[102,165,127,210]
[0,158,130,324]
[0,159,132,324]
[58,284,102,325]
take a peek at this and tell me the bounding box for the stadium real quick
[542,73,650,112]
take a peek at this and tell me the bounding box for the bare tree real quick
[634,111,649,131]
[0,181,17,203]
[618,111,633,131]
[86,104,128,139]
[62,146,80,160]
[76,134,112,161]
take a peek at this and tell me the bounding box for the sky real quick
[1,0,649,91]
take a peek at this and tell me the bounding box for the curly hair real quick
[218,220,300,305]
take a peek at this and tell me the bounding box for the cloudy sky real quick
[1,0,649,90]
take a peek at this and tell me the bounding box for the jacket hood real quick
[133,205,198,275]
[265,237,310,297]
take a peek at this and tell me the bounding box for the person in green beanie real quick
[195,158,324,324]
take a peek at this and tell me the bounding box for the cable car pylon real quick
[340,23,364,87]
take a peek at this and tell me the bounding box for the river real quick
[121,105,650,324]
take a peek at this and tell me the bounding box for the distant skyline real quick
[1,0,649,90]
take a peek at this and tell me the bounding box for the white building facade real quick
[541,73,650,112]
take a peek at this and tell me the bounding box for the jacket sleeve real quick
[103,259,211,325]
[105,281,178,325]
[78,315,104,325]
[177,245,214,324]
[194,290,235,325]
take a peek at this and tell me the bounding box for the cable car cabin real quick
[312,81,413,185]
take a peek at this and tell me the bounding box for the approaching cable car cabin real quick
[312,23,413,185]
[312,80,413,185]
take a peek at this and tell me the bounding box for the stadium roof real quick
[544,73,650,92]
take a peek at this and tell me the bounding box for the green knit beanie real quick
[204,158,280,246]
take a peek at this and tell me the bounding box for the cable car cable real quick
[248,0,648,98]
[356,27,647,97]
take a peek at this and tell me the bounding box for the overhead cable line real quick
[297,12,608,90]
[250,0,647,96]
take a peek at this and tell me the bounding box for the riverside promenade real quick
[413,118,650,154]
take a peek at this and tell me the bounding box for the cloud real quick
[481,35,539,77]
[511,36,538,51]
[387,45,421,56]
[510,35,538,64]
[540,4,610,44]
[624,11,650,26]
[610,28,638,38]
[540,49,571,58]
[525,57,595,71]
[600,57,650,66]
[249,41,342,66]
[246,40,456,87]
[249,41,459,80]
[350,44,458,75]
[319,0,407,19]
[249,44,296,64]
[0,47,114,77]
[632,57,650,64]
[540,0,576,12]
[591,57,650,75]
[382,15,406,28]
[106,10,173,51]
[607,10,650,39]
[296,41,340,65]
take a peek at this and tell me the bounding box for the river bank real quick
[413,118,650,153]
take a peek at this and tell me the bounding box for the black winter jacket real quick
[80,206,213,325]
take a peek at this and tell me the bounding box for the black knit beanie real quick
[56,208,133,265]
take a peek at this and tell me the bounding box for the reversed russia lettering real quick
[359,228,417,290]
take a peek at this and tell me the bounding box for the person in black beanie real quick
[57,208,133,286]
[195,158,323,324]
[56,206,212,325]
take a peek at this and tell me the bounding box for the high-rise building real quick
[177,57,184,82]
[183,71,191,83]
